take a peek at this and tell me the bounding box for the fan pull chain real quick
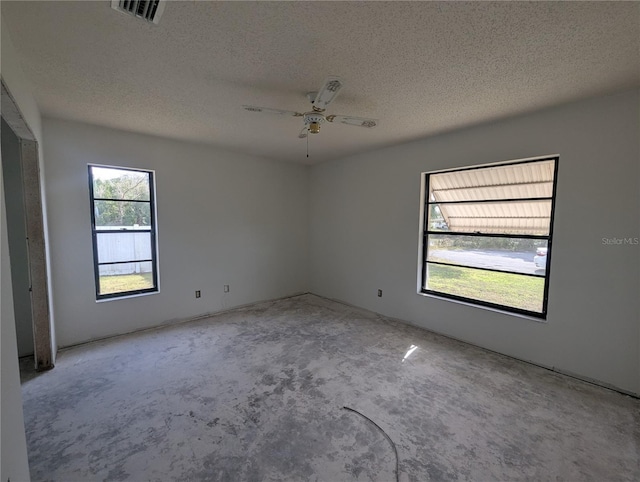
[306,131,309,158]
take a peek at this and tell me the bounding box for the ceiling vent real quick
[111,0,166,24]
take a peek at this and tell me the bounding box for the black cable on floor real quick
[342,406,400,482]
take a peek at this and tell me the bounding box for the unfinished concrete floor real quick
[20,294,640,481]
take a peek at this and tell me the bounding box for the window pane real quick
[92,167,150,201]
[427,235,548,275]
[90,165,158,300]
[427,200,552,235]
[425,263,545,313]
[98,261,154,295]
[97,232,152,263]
[94,200,151,228]
[429,159,555,202]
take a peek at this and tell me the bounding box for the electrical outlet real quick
[378,289,382,297]
[195,290,201,298]
[224,285,230,293]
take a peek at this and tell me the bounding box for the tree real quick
[93,174,150,227]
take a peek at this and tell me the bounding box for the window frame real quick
[419,156,559,319]
[88,164,159,300]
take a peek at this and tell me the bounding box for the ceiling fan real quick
[242,76,378,139]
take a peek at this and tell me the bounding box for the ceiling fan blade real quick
[242,105,303,116]
[326,115,378,128]
[298,126,309,139]
[312,76,343,111]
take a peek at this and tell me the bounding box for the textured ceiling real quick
[2,1,639,164]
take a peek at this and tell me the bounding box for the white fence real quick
[97,227,153,276]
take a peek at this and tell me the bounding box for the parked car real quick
[431,221,448,230]
[533,247,548,268]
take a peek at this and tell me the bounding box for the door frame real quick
[1,80,54,370]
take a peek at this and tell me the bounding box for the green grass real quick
[426,264,544,313]
[99,272,154,295]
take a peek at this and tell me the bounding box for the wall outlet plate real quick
[224,285,230,293]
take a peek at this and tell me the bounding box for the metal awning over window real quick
[428,159,555,235]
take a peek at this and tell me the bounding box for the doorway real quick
[1,116,34,356]
[1,80,54,370]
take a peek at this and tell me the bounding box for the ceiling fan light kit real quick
[304,113,325,134]
[242,75,378,142]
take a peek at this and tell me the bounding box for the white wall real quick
[1,16,41,142]
[2,13,57,361]
[0,14,43,481]
[310,90,640,395]
[1,158,32,482]
[43,118,309,347]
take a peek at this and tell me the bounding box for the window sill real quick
[416,290,548,323]
[96,289,160,303]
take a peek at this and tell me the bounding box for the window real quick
[89,165,159,300]
[419,156,558,318]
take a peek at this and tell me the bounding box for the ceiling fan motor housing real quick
[304,113,325,134]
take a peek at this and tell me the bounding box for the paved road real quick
[428,249,544,275]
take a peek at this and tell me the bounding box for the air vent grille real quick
[111,0,166,24]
